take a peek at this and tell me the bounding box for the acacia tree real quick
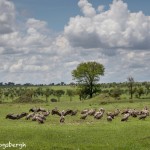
[127,76,134,99]
[44,88,53,103]
[53,90,65,102]
[66,89,75,101]
[72,61,105,98]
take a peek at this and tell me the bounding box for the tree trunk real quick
[46,96,48,103]
[89,92,93,98]
[90,82,93,98]
[70,96,72,101]
[130,84,133,99]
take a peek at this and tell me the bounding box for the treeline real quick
[100,81,150,99]
[0,87,76,103]
[0,82,76,87]
[0,81,149,103]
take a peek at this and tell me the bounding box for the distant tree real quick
[9,93,15,101]
[109,88,122,100]
[53,90,65,102]
[66,89,75,101]
[35,87,44,97]
[72,61,105,98]
[136,87,145,98]
[0,89,3,102]
[25,89,34,98]
[4,91,9,100]
[44,88,53,103]
[127,76,134,99]
[76,88,88,101]
[145,82,150,96]
[61,82,65,86]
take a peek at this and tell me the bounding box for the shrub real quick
[51,98,57,102]
[14,96,44,103]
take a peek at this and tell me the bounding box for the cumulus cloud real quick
[78,0,96,17]
[65,0,150,50]
[97,5,105,13]
[0,0,149,84]
[0,0,15,34]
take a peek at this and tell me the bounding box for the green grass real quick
[0,98,150,150]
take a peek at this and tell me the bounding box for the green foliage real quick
[66,89,75,101]
[145,82,150,95]
[127,76,135,99]
[72,61,104,98]
[135,87,145,98]
[44,88,54,102]
[109,88,122,100]
[53,90,65,102]
[15,96,44,103]
[0,80,149,103]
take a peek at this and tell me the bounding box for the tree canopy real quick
[72,61,105,98]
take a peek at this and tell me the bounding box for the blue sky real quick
[0,0,150,84]
[12,0,150,31]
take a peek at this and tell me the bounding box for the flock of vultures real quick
[5,106,149,124]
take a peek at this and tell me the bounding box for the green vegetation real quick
[0,92,150,149]
[0,80,150,150]
[72,61,104,98]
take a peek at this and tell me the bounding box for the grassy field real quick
[0,97,150,150]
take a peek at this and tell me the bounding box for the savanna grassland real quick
[0,86,150,150]
[0,84,150,150]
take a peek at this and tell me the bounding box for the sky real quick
[0,0,150,84]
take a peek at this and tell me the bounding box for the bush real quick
[51,98,57,102]
[100,101,108,105]
[14,96,44,103]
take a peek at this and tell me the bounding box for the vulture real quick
[139,114,147,120]
[29,107,40,112]
[36,116,44,124]
[141,108,149,116]
[94,108,105,120]
[18,112,28,119]
[106,112,115,119]
[130,109,138,118]
[31,114,45,123]
[88,109,96,116]
[80,113,88,120]
[61,110,66,116]
[39,107,47,112]
[26,113,35,120]
[81,109,89,114]
[121,113,130,122]
[51,108,61,116]
[99,108,105,113]
[42,110,50,117]
[60,115,65,123]
[94,112,103,119]
[107,116,113,122]
[37,114,46,120]
[71,110,78,116]
[114,109,120,116]
[121,108,130,114]
[63,109,74,116]
[6,114,19,120]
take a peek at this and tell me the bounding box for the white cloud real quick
[78,0,96,17]
[0,0,149,84]
[97,5,105,12]
[65,0,150,50]
[26,18,48,30]
[0,0,15,34]
[9,59,23,72]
